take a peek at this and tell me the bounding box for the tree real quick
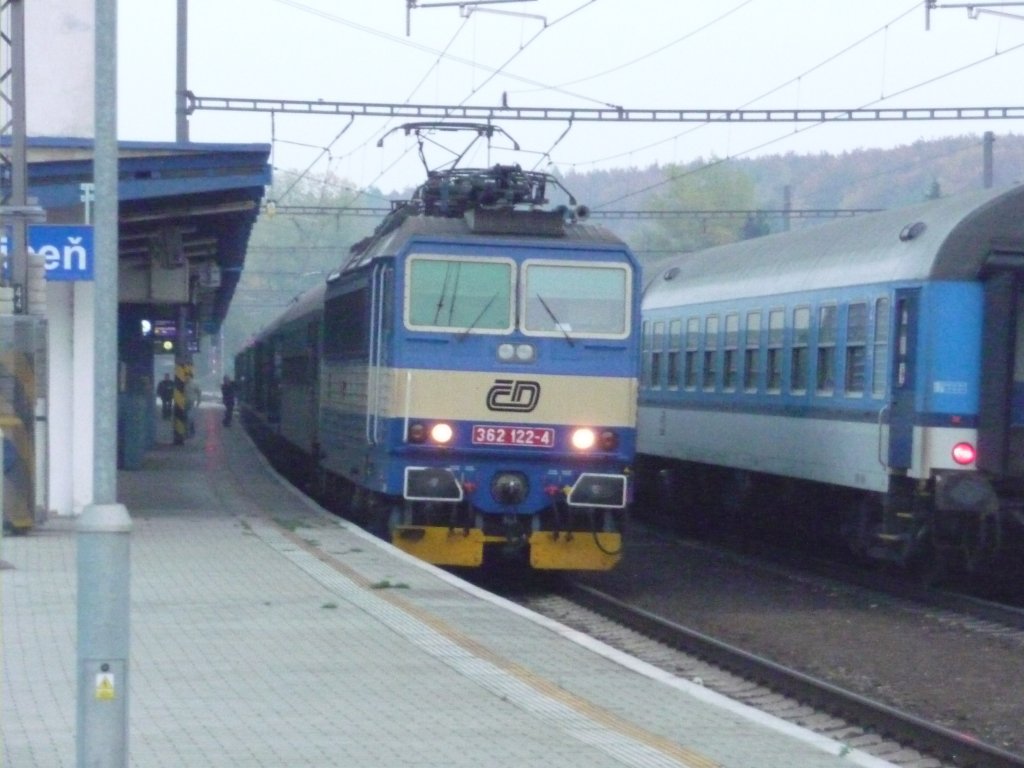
[638,158,763,263]
[220,170,384,369]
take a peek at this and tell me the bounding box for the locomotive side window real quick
[791,306,810,393]
[744,311,761,392]
[872,297,890,397]
[406,256,513,333]
[324,287,369,358]
[767,309,785,392]
[523,262,630,338]
[845,302,868,395]
[667,319,682,388]
[723,313,739,391]
[684,317,699,390]
[817,305,838,394]
[703,315,720,391]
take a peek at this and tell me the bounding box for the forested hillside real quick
[222,131,1024,361]
[561,132,1024,264]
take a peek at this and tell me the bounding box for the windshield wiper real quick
[433,263,457,324]
[457,293,498,342]
[536,294,574,347]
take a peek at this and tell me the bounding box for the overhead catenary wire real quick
[222,1,1023,210]
[594,31,1024,208]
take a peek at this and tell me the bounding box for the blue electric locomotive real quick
[637,183,1024,572]
[237,165,641,570]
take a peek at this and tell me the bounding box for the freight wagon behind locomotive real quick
[636,183,1024,574]
[237,164,641,571]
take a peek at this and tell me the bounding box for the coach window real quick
[845,302,868,395]
[872,297,890,397]
[743,311,761,392]
[684,317,699,390]
[703,315,719,391]
[767,309,784,392]
[651,321,665,388]
[407,256,513,333]
[791,307,810,393]
[723,313,739,391]
[667,319,682,388]
[816,304,837,394]
[641,321,653,387]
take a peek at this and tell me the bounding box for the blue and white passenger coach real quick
[637,184,1024,571]
[240,166,640,570]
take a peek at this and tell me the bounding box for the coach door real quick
[885,289,919,471]
[978,262,1024,477]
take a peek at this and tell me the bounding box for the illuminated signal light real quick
[571,428,596,450]
[430,423,454,444]
[952,442,976,466]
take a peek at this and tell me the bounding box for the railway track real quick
[514,581,1024,768]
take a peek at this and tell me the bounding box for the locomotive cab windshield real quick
[405,253,633,340]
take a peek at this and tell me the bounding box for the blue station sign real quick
[1,225,95,282]
[30,225,95,281]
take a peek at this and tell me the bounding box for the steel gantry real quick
[186,96,1024,125]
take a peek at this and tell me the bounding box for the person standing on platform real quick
[157,373,174,419]
[185,373,202,437]
[221,375,237,427]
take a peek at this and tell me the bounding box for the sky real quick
[116,1,1024,203]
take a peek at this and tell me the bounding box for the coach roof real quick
[643,183,1024,309]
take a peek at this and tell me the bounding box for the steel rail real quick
[567,581,1024,768]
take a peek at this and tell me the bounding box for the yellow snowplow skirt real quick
[529,531,621,571]
[391,526,485,567]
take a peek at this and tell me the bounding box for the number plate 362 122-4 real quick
[471,425,554,448]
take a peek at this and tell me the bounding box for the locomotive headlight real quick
[952,442,977,466]
[408,423,427,443]
[430,422,454,444]
[599,430,618,451]
[491,472,529,505]
[497,343,535,362]
[515,343,535,362]
[571,427,597,450]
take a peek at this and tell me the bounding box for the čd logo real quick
[487,379,541,412]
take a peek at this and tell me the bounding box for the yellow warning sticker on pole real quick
[95,673,116,701]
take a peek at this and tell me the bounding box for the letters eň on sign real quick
[0,225,95,282]
[31,225,95,281]
[2,226,94,281]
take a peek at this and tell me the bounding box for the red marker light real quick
[952,442,976,466]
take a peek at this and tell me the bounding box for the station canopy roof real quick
[20,137,272,334]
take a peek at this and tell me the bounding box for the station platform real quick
[2,402,900,768]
